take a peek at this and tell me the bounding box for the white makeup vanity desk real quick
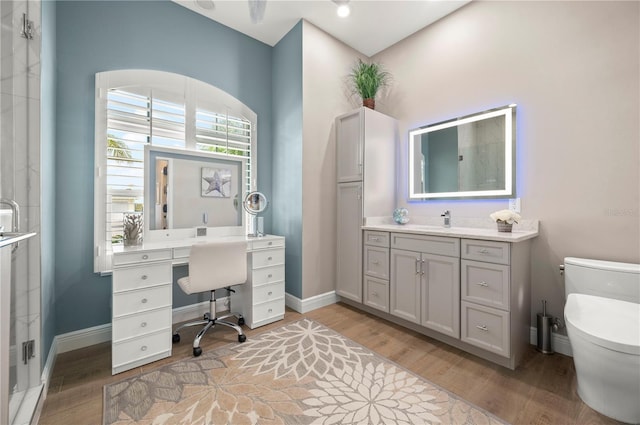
[110,233,285,375]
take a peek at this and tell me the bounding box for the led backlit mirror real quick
[408,104,516,200]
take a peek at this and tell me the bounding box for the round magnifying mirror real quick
[242,191,268,215]
[242,191,268,237]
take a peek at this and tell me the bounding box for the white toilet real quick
[564,257,640,424]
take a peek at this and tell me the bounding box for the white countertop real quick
[363,217,539,243]
[112,233,284,254]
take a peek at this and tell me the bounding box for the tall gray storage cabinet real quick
[335,107,397,303]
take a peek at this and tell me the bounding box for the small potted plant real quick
[348,59,390,110]
[490,209,521,232]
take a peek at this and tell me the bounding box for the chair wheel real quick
[238,317,245,326]
[193,347,202,357]
[172,334,180,343]
[238,334,246,343]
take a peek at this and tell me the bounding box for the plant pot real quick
[362,98,375,110]
[497,221,513,233]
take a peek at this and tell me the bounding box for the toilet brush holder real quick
[537,300,554,354]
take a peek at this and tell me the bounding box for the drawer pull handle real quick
[415,258,421,274]
[268,308,272,313]
[268,274,273,278]
[141,275,148,280]
[371,237,380,241]
[371,291,378,297]
[141,345,147,351]
[141,298,148,304]
[476,325,488,332]
[142,254,149,260]
[476,281,488,287]
[268,291,273,296]
[268,241,273,246]
[478,249,489,254]
[372,260,379,265]
[267,256,272,261]
[141,322,147,328]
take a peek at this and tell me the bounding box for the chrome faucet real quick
[441,210,451,228]
[0,198,20,232]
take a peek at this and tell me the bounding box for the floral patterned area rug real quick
[104,319,508,425]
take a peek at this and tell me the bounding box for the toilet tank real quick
[564,257,640,303]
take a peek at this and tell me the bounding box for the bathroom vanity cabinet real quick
[335,108,397,303]
[111,249,174,375]
[390,233,460,338]
[350,225,537,370]
[111,235,285,375]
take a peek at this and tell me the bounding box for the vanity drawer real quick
[364,231,390,248]
[461,301,510,358]
[251,238,285,250]
[364,275,389,313]
[364,246,389,279]
[252,249,285,269]
[173,246,191,260]
[252,265,285,286]
[112,307,172,343]
[461,239,510,265]
[391,233,459,258]
[112,284,172,317]
[112,329,171,369]
[252,298,285,322]
[112,262,172,292]
[113,249,172,266]
[461,260,510,311]
[253,282,285,304]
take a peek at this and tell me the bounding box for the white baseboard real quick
[285,291,338,313]
[529,326,573,357]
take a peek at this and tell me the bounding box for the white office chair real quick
[172,241,248,356]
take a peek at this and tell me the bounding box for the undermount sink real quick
[404,224,450,230]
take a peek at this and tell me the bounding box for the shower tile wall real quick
[0,0,42,402]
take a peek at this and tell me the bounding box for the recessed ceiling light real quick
[337,4,350,18]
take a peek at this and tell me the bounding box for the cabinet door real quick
[390,249,421,324]
[420,253,460,338]
[336,110,363,183]
[336,182,363,302]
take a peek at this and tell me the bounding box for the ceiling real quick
[173,0,470,57]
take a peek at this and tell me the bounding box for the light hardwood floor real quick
[37,303,619,424]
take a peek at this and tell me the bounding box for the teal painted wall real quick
[271,22,303,298]
[54,0,273,335]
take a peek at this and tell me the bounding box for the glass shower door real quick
[0,0,42,424]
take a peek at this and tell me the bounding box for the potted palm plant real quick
[349,59,390,110]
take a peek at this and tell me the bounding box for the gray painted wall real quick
[53,0,273,337]
[271,22,303,298]
[374,0,639,328]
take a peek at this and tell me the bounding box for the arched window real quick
[94,70,257,273]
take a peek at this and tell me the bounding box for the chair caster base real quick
[193,347,202,357]
[172,334,180,344]
[239,334,246,343]
[238,317,245,326]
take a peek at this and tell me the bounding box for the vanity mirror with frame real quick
[143,145,248,241]
[409,104,516,200]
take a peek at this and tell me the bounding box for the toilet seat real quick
[565,293,640,355]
